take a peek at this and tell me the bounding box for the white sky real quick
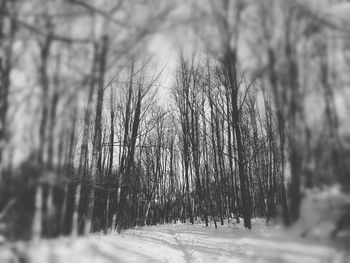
[148,33,177,104]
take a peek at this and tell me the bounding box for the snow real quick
[1,219,349,263]
[293,185,350,240]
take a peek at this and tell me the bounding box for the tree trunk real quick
[85,35,109,235]
[0,0,15,180]
[223,49,251,229]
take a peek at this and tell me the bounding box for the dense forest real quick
[0,0,350,242]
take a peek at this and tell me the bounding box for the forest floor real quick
[1,219,349,263]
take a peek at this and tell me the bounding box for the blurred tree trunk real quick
[61,105,77,235]
[222,49,252,229]
[85,35,109,234]
[0,0,15,180]
[45,53,61,236]
[37,33,52,166]
[47,54,61,171]
[267,48,290,225]
[32,31,52,240]
[117,85,142,232]
[78,44,98,177]
[32,183,43,241]
[74,43,98,235]
[262,91,278,223]
[284,12,302,223]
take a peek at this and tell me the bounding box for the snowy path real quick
[1,220,349,263]
[91,222,348,263]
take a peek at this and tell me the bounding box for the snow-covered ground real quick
[1,219,349,263]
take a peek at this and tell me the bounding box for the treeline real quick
[31,54,284,237]
[171,56,284,230]
[1,0,350,241]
